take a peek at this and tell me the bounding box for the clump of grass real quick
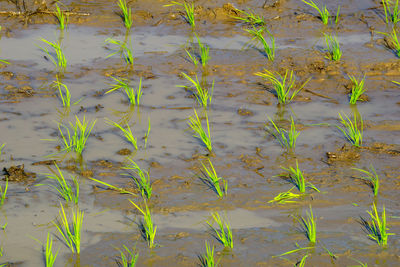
[302,0,340,25]
[165,1,195,27]
[54,3,69,30]
[43,233,59,267]
[379,28,400,57]
[40,38,67,71]
[0,179,8,207]
[337,112,363,147]
[200,159,227,198]
[269,188,303,204]
[244,26,275,61]
[255,69,310,104]
[382,0,400,25]
[230,8,265,26]
[179,73,213,108]
[324,33,342,61]
[118,0,133,30]
[106,76,143,106]
[115,245,138,267]
[198,241,218,267]
[130,200,157,248]
[361,203,395,247]
[105,38,134,65]
[295,205,317,244]
[123,158,152,200]
[265,116,300,151]
[353,164,379,197]
[281,161,320,193]
[349,75,366,104]
[53,203,84,254]
[188,109,212,151]
[36,163,79,204]
[106,119,138,150]
[207,212,233,248]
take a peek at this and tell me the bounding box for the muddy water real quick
[1,0,400,266]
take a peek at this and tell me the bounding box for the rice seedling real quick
[144,117,151,149]
[350,258,368,267]
[130,200,157,248]
[244,26,275,61]
[0,59,9,65]
[58,116,97,155]
[230,8,265,26]
[269,188,303,204]
[165,1,195,27]
[302,0,340,25]
[187,109,212,151]
[198,241,218,267]
[196,34,210,67]
[360,203,395,247]
[0,143,5,157]
[200,159,227,198]
[43,233,59,267]
[123,158,152,200]
[89,177,136,196]
[179,73,213,108]
[106,76,143,106]
[54,75,71,107]
[281,161,320,193]
[39,38,67,71]
[105,38,134,65]
[0,179,8,207]
[206,212,233,248]
[115,245,138,267]
[265,116,300,150]
[382,0,400,25]
[379,28,400,57]
[348,75,366,104]
[337,112,363,147]
[297,254,309,267]
[295,205,317,244]
[54,3,68,30]
[324,33,342,61]
[254,69,310,104]
[53,203,84,254]
[353,165,379,197]
[1,222,7,230]
[106,119,138,150]
[117,0,133,30]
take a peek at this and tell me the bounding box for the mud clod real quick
[3,164,36,182]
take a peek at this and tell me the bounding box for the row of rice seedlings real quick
[123,158,152,200]
[198,241,218,267]
[244,26,275,61]
[265,116,300,151]
[106,77,143,106]
[200,159,227,198]
[179,73,213,108]
[36,163,79,204]
[352,164,379,197]
[53,203,84,254]
[187,109,212,151]
[165,1,195,28]
[281,160,320,193]
[185,34,210,67]
[117,0,133,30]
[348,75,366,104]
[89,177,136,196]
[230,8,265,26]
[254,69,310,104]
[206,212,233,248]
[106,119,138,150]
[40,38,67,72]
[337,112,363,147]
[130,200,157,248]
[324,33,342,61]
[116,245,138,267]
[382,0,400,25]
[55,3,69,30]
[302,0,340,25]
[105,38,134,66]
[0,179,8,207]
[295,205,317,244]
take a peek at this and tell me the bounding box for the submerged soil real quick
[0,0,400,266]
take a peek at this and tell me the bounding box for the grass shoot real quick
[352,164,379,197]
[179,73,213,108]
[380,28,400,57]
[54,3,68,30]
[196,34,210,67]
[361,203,394,247]
[165,1,195,27]
[324,33,342,61]
[206,212,233,248]
[89,177,136,196]
[230,8,265,26]
[245,26,275,61]
[0,179,8,207]
[54,75,71,107]
[118,0,133,30]
[337,112,363,147]
[265,116,300,151]
[302,0,340,25]
[382,0,400,25]
[116,245,138,267]
[123,158,152,200]
[0,143,4,157]
[130,200,157,248]
[295,205,317,244]
[106,119,138,150]
[198,241,217,267]
[269,188,303,204]
[200,159,227,198]
[107,76,143,106]
[44,233,59,267]
[105,38,134,65]
[40,38,67,71]
[281,161,320,193]
[349,75,366,104]
[187,109,212,151]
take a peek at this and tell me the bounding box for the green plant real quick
[349,258,368,267]
[324,33,342,61]
[379,28,400,57]
[269,188,303,204]
[44,233,59,267]
[54,3,69,30]
[200,159,227,198]
[281,160,319,193]
[265,116,300,150]
[106,76,143,105]
[207,212,233,248]
[40,38,67,71]
[244,26,275,61]
[337,112,363,147]
[116,245,138,267]
[302,0,340,25]
[187,109,212,151]
[297,254,309,267]
[36,163,79,204]
[118,0,133,30]
[179,73,213,108]
[230,8,265,26]
[144,117,151,149]
[165,1,195,27]
[353,165,379,197]
[198,241,218,267]
[361,203,394,247]
[295,205,317,244]
[53,203,84,254]
[0,143,5,157]
[54,75,71,107]
[123,158,152,200]
[106,119,138,150]
[255,69,310,104]
[105,38,134,65]
[349,75,366,104]
[382,0,400,25]
[0,59,9,65]
[196,34,210,67]
[130,200,157,248]
[0,179,8,207]
[89,177,136,196]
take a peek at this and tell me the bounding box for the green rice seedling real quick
[337,112,363,147]
[295,205,317,244]
[185,48,198,66]
[269,188,303,204]
[302,0,340,25]
[349,75,366,104]
[40,38,67,71]
[379,28,400,57]
[350,258,368,267]
[144,117,151,149]
[353,165,379,197]
[54,3,69,30]
[265,116,300,150]
[36,163,79,204]
[123,158,152,200]
[106,76,143,106]
[200,159,227,198]
[165,1,195,27]
[54,75,71,107]
[44,233,59,267]
[130,200,157,248]
[106,119,138,150]
[0,143,5,157]
[118,0,133,30]
[53,203,84,254]
[255,69,310,104]
[89,177,136,196]
[179,73,213,108]
[196,34,210,67]
[116,245,138,267]
[187,109,212,151]
[230,8,265,26]
[0,59,9,65]
[198,241,218,267]
[361,203,394,247]
[244,26,275,61]
[0,179,8,207]
[324,33,342,61]
[206,212,233,248]
[297,254,309,267]
[281,161,320,193]
[58,116,97,155]
[105,38,134,65]
[382,0,400,25]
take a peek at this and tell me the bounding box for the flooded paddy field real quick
[0,0,400,266]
